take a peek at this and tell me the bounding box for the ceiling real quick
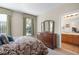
[0,3,63,16]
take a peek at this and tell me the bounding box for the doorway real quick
[61,12,79,54]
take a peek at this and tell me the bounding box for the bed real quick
[0,36,48,55]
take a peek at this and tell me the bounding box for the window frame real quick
[0,14,11,35]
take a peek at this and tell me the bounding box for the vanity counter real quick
[62,32,79,46]
[62,32,79,35]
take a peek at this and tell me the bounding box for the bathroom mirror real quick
[62,13,79,33]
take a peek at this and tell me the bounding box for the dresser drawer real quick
[37,32,57,49]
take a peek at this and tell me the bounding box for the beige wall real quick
[11,12,23,37]
[37,3,79,48]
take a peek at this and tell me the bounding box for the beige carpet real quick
[47,48,78,55]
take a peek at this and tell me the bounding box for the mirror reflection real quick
[61,13,79,33]
[41,20,54,33]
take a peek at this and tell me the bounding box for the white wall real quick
[37,3,79,48]
[11,12,23,37]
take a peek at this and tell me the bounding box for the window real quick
[0,14,8,34]
[25,18,33,36]
[23,16,37,36]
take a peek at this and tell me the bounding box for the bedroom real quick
[0,3,79,55]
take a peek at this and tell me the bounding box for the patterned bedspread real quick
[0,36,48,55]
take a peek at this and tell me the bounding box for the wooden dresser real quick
[37,32,57,49]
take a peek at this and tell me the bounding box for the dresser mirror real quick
[41,20,55,33]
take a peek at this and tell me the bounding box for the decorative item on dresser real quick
[37,20,57,49]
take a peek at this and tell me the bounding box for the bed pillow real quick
[0,33,9,44]
[7,36,14,42]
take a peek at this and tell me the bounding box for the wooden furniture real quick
[37,32,57,49]
[37,20,56,49]
[62,33,79,46]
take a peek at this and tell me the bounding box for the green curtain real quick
[23,17,26,36]
[33,17,37,36]
[7,15,12,35]
[31,19,34,36]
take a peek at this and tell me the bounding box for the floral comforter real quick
[0,36,48,55]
